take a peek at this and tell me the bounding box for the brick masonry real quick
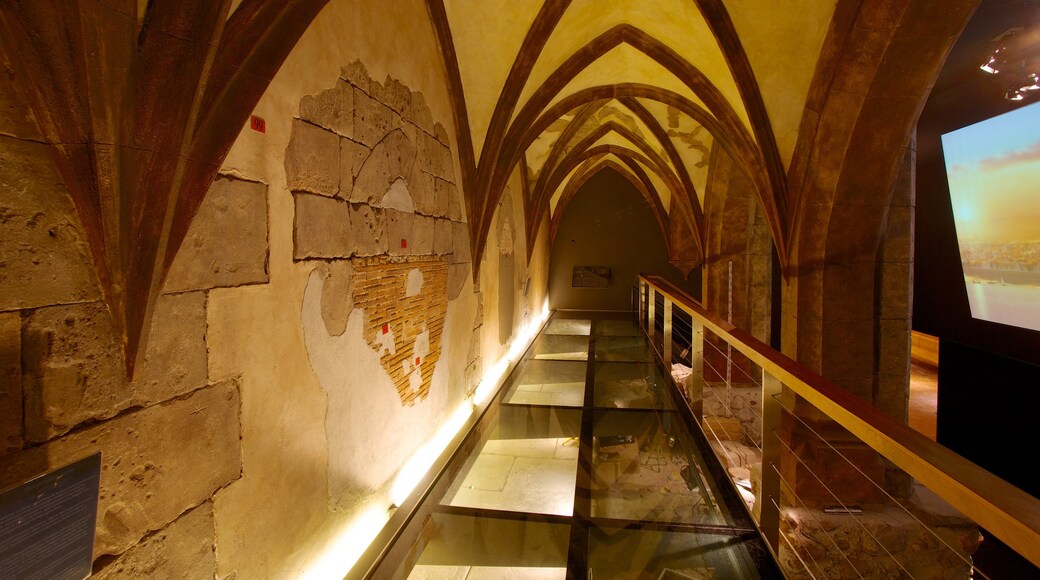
[353,256,447,404]
[287,59,469,406]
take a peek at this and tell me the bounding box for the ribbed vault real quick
[428,0,840,278]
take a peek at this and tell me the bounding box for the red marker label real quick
[401,239,408,249]
[415,357,421,366]
[249,115,266,133]
[382,324,389,335]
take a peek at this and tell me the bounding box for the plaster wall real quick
[0,1,547,578]
[548,169,700,311]
[474,166,550,390]
[195,3,479,575]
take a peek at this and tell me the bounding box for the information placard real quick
[0,453,101,580]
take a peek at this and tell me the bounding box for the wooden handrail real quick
[641,275,1040,568]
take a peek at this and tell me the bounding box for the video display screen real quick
[941,101,1040,332]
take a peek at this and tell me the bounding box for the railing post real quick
[663,299,672,365]
[760,370,783,553]
[647,286,656,343]
[640,281,647,329]
[689,317,704,416]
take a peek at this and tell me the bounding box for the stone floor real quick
[447,438,579,516]
[407,565,567,579]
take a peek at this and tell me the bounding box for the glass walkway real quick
[370,311,782,579]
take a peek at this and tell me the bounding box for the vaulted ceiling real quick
[428,0,837,271]
[3,0,970,383]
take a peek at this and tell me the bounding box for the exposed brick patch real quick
[352,256,447,405]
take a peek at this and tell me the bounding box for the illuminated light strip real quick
[392,300,552,503]
[299,503,390,580]
[390,400,473,506]
[317,300,553,578]
[475,300,550,405]
[473,358,510,406]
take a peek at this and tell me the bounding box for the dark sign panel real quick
[0,453,101,580]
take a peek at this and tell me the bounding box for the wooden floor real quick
[908,361,938,440]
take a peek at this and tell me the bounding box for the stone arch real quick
[778,0,977,507]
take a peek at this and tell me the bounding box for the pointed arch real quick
[548,159,671,254]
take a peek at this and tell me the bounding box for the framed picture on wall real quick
[573,266,610,288]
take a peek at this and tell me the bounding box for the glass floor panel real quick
[442,404,582,517]
[445,437,579,516]
[594,335,652,362]
[530,334,589,361]
[543,318,591,336]
[395,513,570,579]
[593,318,643,337]
[592,361,675,410]
[588,527,771,579]
[371,311,780,579]
[590,410,732,525]
[502,359,586,407]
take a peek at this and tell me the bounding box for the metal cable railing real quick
[638,274,1040,578]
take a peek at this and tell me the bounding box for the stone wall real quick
[778,496,980,579]
[286,60,467,407]
[0,1,547,578]
[0,61,267,570]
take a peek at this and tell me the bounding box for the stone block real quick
[165,177,269,293]
[408,166,437,215]
[407,91,436,135]
[385,209,414,256]
[349,203,387,257]
[340,60,370,93]
[393,117,419,149]
[412,214,435,255]
[299,79,353,138]
[433,178,453,218]
[820,317,874,382]
[879,261,911,320]
[822,260,875,321]
[825,204,885,260]
[448,262,470,301]
[285,119,339,196]
[881,205,913,264]
[416,131,454,182]
[0,381,241,558]
[878,318,911,377]
[451,221,472,263]
[293,194,353,259]
[353,88,393,148]
[448,185,464,222]
[0,313,22,456]
[352,129,416,206]
[433,219,453,256]
[93,502,216,579]
[876,374,909,423]
[21,292,208,442]
[339,138,369,200]
[371,75,412,115]
[0,138,101,311]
